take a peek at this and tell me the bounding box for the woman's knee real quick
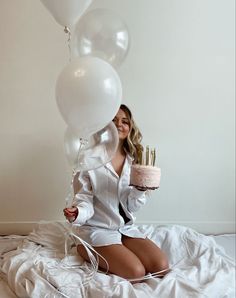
[127,263,146,280]
[150,256,170,275]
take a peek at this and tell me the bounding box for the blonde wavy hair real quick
[119,104,143,163]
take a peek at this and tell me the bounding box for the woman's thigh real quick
[122,236,169,275]
[77,243,146,280]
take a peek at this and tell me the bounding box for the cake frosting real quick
[130,165,161,189]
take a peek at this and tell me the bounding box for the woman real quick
[64,104,169,281]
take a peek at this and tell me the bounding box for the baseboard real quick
[0,222,42,235]
[0,220,235,236]
[136,220,236,235]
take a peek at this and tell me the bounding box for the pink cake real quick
[130,165,161,189]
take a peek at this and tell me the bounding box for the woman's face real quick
[113,109,130,141]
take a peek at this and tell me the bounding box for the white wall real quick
[0,0,235,235]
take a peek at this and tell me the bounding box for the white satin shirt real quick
[72,155,149,246]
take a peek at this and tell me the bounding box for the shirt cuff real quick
[129,187,146,198]
[72,206,88,225]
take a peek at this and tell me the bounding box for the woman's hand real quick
[135,186,148,191]
[134,186,159,191]
[63,207,78,223]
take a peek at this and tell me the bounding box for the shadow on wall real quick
[0,135,69,222]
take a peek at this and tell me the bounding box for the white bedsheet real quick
[213,234,235,261]
[0,223,235,298]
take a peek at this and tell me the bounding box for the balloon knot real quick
[64,26,71,34]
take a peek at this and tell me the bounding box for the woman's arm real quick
[67,171,94,225]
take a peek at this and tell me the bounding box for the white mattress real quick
[0,223,235,298]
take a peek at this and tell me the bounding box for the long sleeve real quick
[127,188,147,213]
[72,171,94,226]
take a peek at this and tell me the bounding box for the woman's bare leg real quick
[122,236,170,276]
[77,244,145,280]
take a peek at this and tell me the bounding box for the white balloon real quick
[40,0,93,28]
[72,8,130,68]
[64,122,119,171]
[56,57,122,138]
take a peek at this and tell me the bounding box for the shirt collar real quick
[105,154,133,177]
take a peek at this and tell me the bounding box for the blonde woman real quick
[64,104,169,281]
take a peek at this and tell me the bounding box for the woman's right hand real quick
[63,207,78,223]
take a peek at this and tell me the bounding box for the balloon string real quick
[64,26,72,62]
[75,138,88,168]
[65,138,88,208]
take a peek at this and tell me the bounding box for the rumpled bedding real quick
[0,222,235,298]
